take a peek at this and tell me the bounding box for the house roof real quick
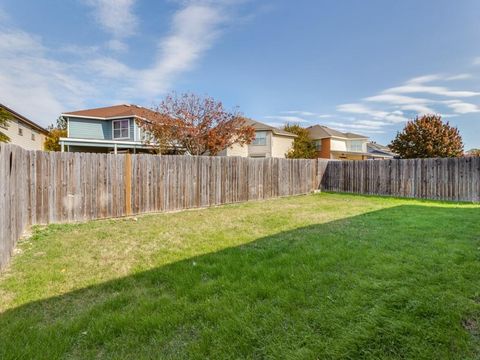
[367,142,396,157]
[367,142,391,152]
[62,104,161,121]
[243,118,297,138]
[0,103,49,135]
[307,125,368,140]
[63,105,297,137]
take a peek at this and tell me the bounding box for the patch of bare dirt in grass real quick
[463,318,479,337]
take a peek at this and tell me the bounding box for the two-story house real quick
[61,105,297,157]
[1,104,49,151]
[219,119,296,158]
[307,125,394,160]
[59,104,159,153]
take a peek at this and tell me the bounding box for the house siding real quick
[2,118,46,151]
[248,131,272,157]
[318,138,331,159]
[68,117,136,141]
[219,143,249,157]
[271,135,294,158]
[330,139,347,152]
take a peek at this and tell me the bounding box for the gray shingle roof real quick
[243,118,297,137]
[307,125,368,140]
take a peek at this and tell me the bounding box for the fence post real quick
[125,153,132,216]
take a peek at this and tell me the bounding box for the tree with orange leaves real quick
[390,115,463,159]
[138,93,255,155]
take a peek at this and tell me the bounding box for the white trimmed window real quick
[113,119,130,139]
[252,131,267,146]
[348,140,364,152]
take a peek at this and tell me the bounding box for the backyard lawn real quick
[0,193,480,359]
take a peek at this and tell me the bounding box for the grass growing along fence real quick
[322,157,480,202]
[1,143,479,270]
[0,193,479,359]
[0,143,327,269]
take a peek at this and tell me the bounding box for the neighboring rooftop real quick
[307,125,368,140]
[62,104,161,120]
[367,142,396,156]
[0,103,49,134]
[243,118,297,137]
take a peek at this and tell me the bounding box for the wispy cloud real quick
[282,110,316,116]
[264,115,309,123]
[445,73,472,81]
[365,94,436,114]
[0,29,94,123]
[330,72,480,135]
[323,120,387,134]
[443,100,480,114]
[0,1,247,124]
[281,110,332,118]
[337,103,407,123]
[137,3,226,96]
[84,0,138,51]
[383,75,480,98]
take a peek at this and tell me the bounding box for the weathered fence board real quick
[321,157,480,202]
[2,142,480,270]
[0,144,330,270]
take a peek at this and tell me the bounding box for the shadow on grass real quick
[1,205,480,359]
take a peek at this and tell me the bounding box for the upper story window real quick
[31,132,35,141]
[347,140,364,152]
[18,127,23,136]
[252,131,267,146]
[113,119,129,139]
[314,140,322,151]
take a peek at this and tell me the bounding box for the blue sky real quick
[1,0,480,149]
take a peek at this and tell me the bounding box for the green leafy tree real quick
[0,108,12,143]
[390,115,463,159]
[44,117,67,151]
[283,123,317,159]
[466,149,480,157]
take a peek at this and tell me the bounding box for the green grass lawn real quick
[1,193,480,359]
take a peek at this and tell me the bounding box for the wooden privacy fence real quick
[2,143,480,270]
[321,157,480,202]
[0,143,328,269]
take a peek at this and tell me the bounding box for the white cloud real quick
[337,103,407,123]
[384,84,480,98]
[446,73,472,81]
[382,73,480,98]
[0,1,243,125]
[282,110,332,118]
[399,104,436,114]
[444,100,480,114]
[136,3,226,96]
[87,57,134,78]
[365,94,437,114]
[264,115,309,123]
[107,39,128,52]
[0,29,94,124]
[324,121,386,134]
[85,0,137,38]
[84,0,138,52]
[473,57,480,66]
[406,74,442,84]
[365,93,432,105]
[282,110,316,116]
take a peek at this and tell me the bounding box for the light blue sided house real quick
[60,104,158,153]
